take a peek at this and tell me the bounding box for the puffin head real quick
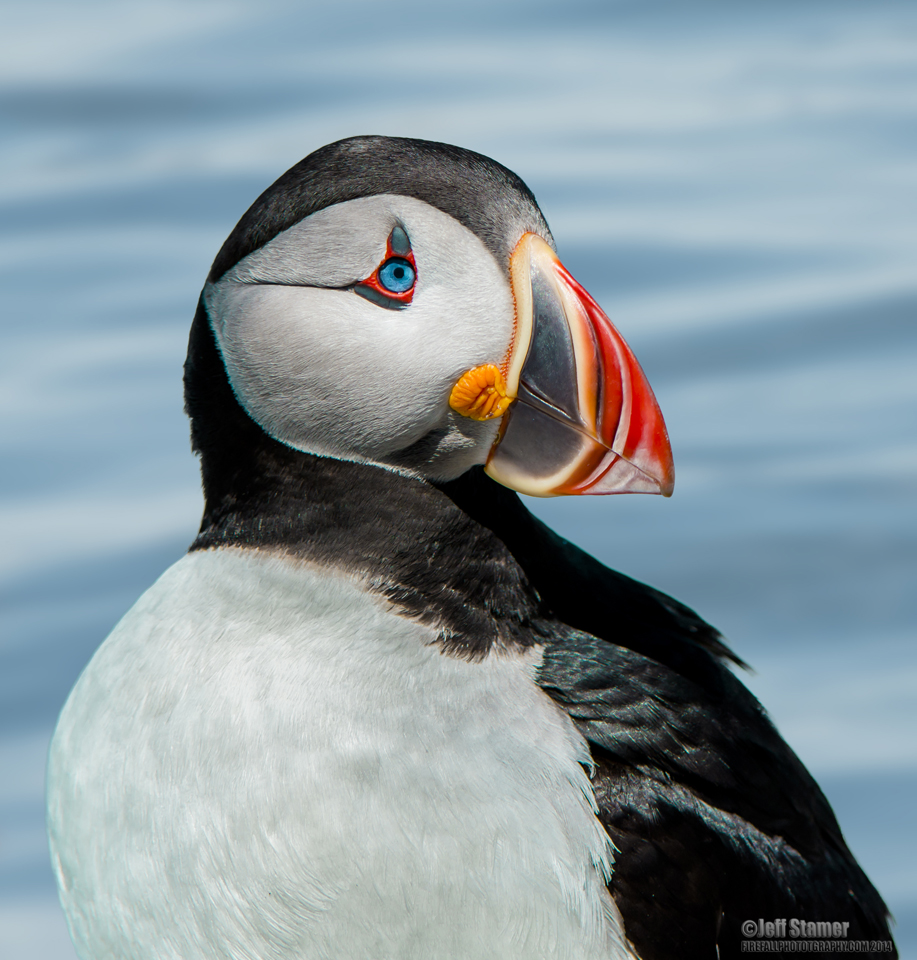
[190,136,674,499]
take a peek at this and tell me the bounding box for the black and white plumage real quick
[47,137,895,959]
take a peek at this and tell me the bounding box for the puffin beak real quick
[479,233,674,498]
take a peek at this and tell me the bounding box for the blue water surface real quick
[1,1,915,956]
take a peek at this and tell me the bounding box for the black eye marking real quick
[390,226,411,256]
[354,284,407,309]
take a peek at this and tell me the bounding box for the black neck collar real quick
[184,300,547,658]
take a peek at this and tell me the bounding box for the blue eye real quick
[378,258,415,294]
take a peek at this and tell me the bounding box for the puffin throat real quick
[183,300,549,660]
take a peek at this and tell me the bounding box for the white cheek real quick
[214,285,419,459]
[206,194,518,470]
[211,277,513,462]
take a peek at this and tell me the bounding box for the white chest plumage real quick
[47,549,635,960]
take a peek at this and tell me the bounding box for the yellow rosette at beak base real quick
[449,364,513,422]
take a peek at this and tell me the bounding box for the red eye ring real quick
[355,227,416,308]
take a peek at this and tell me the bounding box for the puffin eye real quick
[378,258,415,294]
[353,227,417,309]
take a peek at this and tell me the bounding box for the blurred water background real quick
[1,0,915,956]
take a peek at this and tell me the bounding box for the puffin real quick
[47,136,895,960]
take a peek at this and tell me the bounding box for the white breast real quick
[47,549,636,960]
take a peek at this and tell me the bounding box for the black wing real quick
[539,635,893,959]
[439,469,895,960]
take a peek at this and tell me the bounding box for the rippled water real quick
[2,1,916,956]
